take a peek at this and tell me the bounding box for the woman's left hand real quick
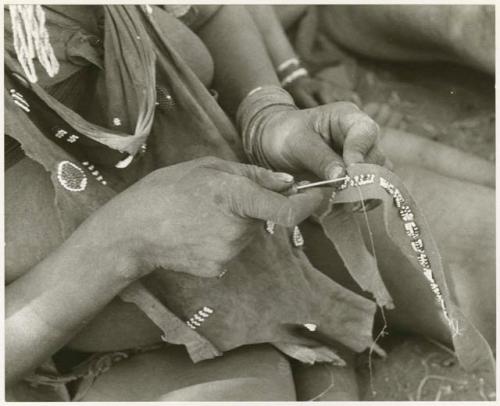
[260,101,385,180]
[285,76,361,109]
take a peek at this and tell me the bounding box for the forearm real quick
[197,5,280,115]
[246,5,297,68]
[5,219,137,386]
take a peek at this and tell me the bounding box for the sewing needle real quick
[296,176,349,191]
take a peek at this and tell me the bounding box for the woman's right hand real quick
[89,157,323,278]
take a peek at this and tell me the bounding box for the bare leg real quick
[390,166,495,346]
[80,344,296,401]
[302,166,495,348]
[317,5,494,74]
[293,351,360,401]
[380,128,495,189]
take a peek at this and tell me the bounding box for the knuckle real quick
[199,155,219,165]
[336,101,360,112]
[199,156,226,170]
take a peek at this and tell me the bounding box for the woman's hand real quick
[91,157,323,278]
[260,102,385,180]
[285,76,362,109]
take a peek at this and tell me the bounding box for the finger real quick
[364,145,387,167]
[363,102,380,118]
[295,89,319,109]
[233,180,323,227]
[374,103,392,126]
[386,111,404,129]
[341,114,380,166]
[206,160,295,193]
[351,92,363,106]
[292,134,346,180]
[384,157,394,170]
[316,86,339,105]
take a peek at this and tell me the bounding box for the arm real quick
[6,157,323,386]
[5,216,137,386]
[246,5,297,69]
[196,5,279,115]
[247,5,361,108]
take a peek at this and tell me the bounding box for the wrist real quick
[69,212,143,282]
[236,85,297,168]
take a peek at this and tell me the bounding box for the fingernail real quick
[297,180,311,187]
[275,172,294,183]
[328,165,345,180]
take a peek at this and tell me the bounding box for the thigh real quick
[80,344,296,401]
[302,165,494,346]
[393,165,495,345]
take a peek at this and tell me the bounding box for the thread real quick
[352,177,388,398]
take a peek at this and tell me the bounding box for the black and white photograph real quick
[3,3,496,402]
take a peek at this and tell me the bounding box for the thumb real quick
[293,134,346,180]
[342,115,380,166]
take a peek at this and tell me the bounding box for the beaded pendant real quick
[265,220,276,235]
[186,306,214,330]
[57,161,87,192]
[292,226,304,248]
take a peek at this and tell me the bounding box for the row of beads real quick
[10,89,30,112]
[265,221,304,248]
[186,306,214,330]
[338,174,376,191]
[82,161,108,186]
[56,160,110,192]
[379,176,450,321]
[54,128,79,144]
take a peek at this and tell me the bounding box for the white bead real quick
[203,306,214,314]
[292,226,304,247]
[265,220,275,235]
[411,239,424,253]
[304,323,317,332]
[14,100,30,112]
[55,129,67,139]
[422,268,434,282]
[115,154,134,169]
[67,134,79,143]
